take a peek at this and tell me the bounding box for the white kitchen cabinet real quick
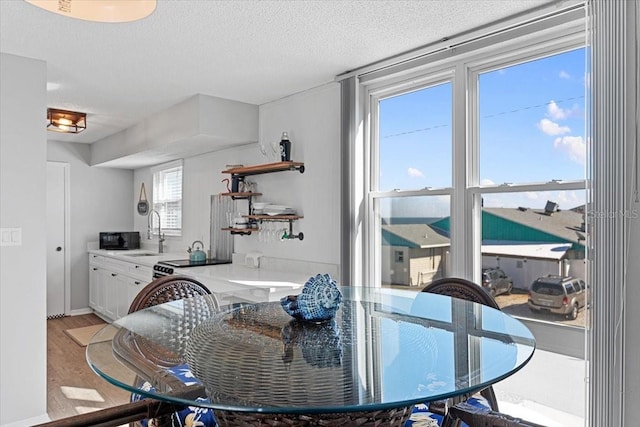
[104,271,119,320]
[126,277,145,311]
[114,273,130,319]
[89,254,109,314]
[89,252,153,322]
[89,265,106,313]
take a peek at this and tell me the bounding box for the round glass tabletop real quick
[86,286,535,415]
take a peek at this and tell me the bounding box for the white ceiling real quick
[0,0,554,145]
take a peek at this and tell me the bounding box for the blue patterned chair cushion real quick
[404,403,444,427]
[131,364,217,427]
[404,395,491,427]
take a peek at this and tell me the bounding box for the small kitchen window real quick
[151,159,183,236]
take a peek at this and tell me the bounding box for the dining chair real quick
[446,401,547,427]
[120,275,219,427]
[405,277,501,427]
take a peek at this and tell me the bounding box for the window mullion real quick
[467,64,483,285]
[450,62,473,278]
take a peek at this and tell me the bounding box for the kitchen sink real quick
[123,253,158,257]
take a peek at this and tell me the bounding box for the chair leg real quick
[440,413,460,427]
[481,386,499,411]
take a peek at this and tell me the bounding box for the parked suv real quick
[481,268,513,297]
[528,275,587,320]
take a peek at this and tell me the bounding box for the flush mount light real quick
[47,108,86,134]
[25,0,156,23]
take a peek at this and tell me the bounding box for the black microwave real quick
[99,232,140,250]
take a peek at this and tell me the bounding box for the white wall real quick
[239,83,342,267]
[47,141,134,311]
[0,53,49,425]
[133,83,342,271]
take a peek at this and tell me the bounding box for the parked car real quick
[528,275,587,320]
[481,268,513,297]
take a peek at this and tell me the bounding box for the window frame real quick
[150,159,183,237]
[361,20,587,288]
[342,6,591,422]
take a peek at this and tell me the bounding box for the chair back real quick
[420,277,501,421]
[421,277,499,309]
[119,275,217,366]
[128,275,213,313]
[117,275,218,427]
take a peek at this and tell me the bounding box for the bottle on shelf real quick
[279,131,291,162]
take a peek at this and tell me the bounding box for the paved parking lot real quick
[495,290,586,327]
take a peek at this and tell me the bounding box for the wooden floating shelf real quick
[222,161,305,177]
[245,215,304,220]
[221,227,258,235]
[220,192,262,199]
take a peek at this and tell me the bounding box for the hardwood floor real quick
[47,314,130,422]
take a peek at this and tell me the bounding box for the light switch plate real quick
[0,228,22,246]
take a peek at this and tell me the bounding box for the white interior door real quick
[47,162,68,318]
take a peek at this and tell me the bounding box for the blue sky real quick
[378,48,587,217]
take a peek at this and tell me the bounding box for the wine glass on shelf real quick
[271,141,280,163]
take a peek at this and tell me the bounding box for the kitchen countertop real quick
[88,249,188,267]
[88,249,312,301]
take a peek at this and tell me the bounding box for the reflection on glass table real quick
[86,286,535,426]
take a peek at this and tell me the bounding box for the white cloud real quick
[481,191,585,210]
[480,179,495,186]
[547,101,569,120]
[559,70,571,79]
[556,192,570,205]
[538,118,570,135]
[407,167,424,178]
[555,191,584,208]
[554,135,586,166]
[546,100,581,120]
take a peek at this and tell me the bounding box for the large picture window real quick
[368,44,587,323]
[352,11,588,425]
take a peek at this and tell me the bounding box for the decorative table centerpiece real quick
[280,274,342,322]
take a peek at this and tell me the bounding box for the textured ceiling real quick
[0,0,554,144]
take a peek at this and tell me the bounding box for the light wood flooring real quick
[47,313,130,422]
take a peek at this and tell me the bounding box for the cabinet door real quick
[89,266,102,312]
[128,263,153,282]
[127,277,145,312]
[114,274,130,319]
[104,271,119,320]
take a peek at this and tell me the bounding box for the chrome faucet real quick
[147,209,165,253]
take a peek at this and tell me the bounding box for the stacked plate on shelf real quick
[252,202,270,214]
[263,205,296,216]
[252,202,296,215]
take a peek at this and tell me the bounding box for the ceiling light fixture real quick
[24,0,156,23]
[47,108,86,133]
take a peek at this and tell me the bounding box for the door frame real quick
[47,161,71,316]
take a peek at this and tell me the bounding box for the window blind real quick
[588,0,639,425]
[152,160,183,234]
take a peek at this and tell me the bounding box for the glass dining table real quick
[86,286,536,426]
